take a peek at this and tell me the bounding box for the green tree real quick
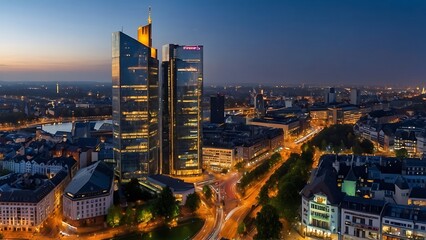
[0,168,11,177]
[171,203,180,219]
[185,193,201,212]
[360,139,374,154]
[254,205,282,240]
[235,162,244,171]
[258,186,269,206]
[124,178,152,202]
[352,141,363,155]
[136,206,153,223]
[123,207,136,225]
[106,205,122,227]
[203,185,212,199]
[237,222,246,235]
[155,186,178,220]
[320,139,328,151]
[395,148,409,159]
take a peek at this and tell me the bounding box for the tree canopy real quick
[123,178,153,202]
[106,205,122,227]
[310,124,374,154]
[136,205,153,223]
[257,144,314,223]
[154,186,179,220]
[202,185,212,199]
[185,193,201,212]
[238,153,282,191]
[395,148,409,159]
[254,205,282,240]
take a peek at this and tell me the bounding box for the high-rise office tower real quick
[161,44,203,176]
[112,12,159,180]
[210,94,225,124]
[350,88,360,105]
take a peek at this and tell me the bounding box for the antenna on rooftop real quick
[148,6,152,24]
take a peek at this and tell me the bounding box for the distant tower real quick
[422,87,426,95]
[325,87,336,104]
[350,88,360,105]
[56,83,59,94]
[210,94,225,124]
[254,94,265,118]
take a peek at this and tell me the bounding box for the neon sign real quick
[183,46,201,50]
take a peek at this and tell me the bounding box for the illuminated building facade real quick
[63,161,114,227]
[112,17,159,180]
[0,170,69,232]
[161,44,203,176]
[203,147,236,171]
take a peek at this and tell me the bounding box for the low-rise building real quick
[203,123,283,170]
[310,108,329,126]
[300,160,343,239]
[416,131,426,158]
[301,154,426,240]
[395,128,418,157]
[62,161,114,227]
[0,170,69,232]
[202,146,236,171]
[340,196,385,240]
[248,116,300,140]
[382,204,426,240]
[147,174,195,205]
[1,155,77,178]
[408,187,426,206]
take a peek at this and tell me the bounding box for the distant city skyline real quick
[1,0,426,86]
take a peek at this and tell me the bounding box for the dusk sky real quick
[1,0,426,86]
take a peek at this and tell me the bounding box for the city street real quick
[219,151,289,239]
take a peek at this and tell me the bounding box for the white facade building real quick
[1,156,76,177]
[340,197,384,240]
[0,170,69,232]
[63,161,114,227]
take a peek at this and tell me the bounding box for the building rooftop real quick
[252,116,300,125]
[300,158,344,204]
[404,159,426,168]
[383,204,426,223]
[340,195,386,215]
[0,170,68,203]
[203,122,283,149]
[409,187,426,199]
[64,161,113,199]
[368,110,396,118]
[4,155,76,172]
[148,174,194,192]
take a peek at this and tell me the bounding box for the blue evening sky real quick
[1,0,425,86]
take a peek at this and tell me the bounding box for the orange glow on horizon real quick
[0,60,108,72]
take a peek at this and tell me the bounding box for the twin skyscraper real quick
[112,12,203,180]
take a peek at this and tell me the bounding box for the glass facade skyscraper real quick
[161,44,203,176]
[112,22,159,180]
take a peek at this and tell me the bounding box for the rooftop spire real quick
[148,6,152,24]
